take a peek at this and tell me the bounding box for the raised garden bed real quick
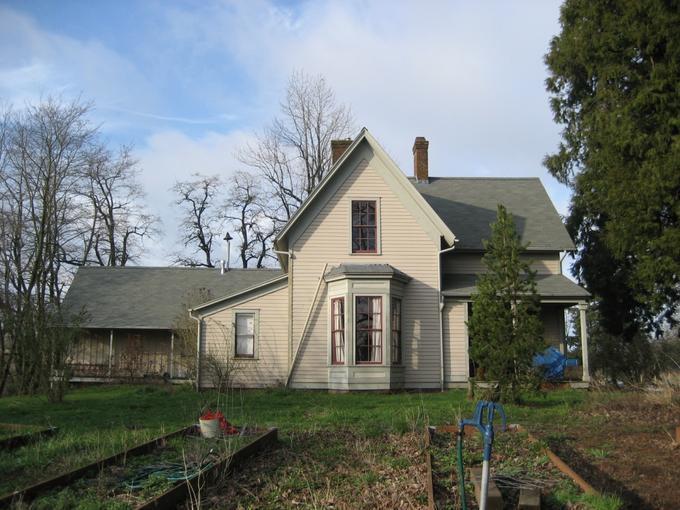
[6,426,276,509]
[427,425,605,509]
[0,424,57,451]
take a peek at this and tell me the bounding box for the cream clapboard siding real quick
[288,154,441,388]
[442,253,561,274]
[199,283,288,388]
[442,301,468,383]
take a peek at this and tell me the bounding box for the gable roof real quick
[63,266,283,329]
[274,128,456,263]
[410,177,575,251]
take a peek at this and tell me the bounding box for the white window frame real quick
[348,197,381,255]
[233,310,259,359]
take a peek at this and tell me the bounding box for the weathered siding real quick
[199,283,289,388]
[443,252,561,274]
[442,300,469,384]
[288,147,441,388]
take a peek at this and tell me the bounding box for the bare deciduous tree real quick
[224,171,276,268]
[238,70,353,226]
[79,146,159,267]
[172,174,224,268]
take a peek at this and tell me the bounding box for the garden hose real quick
[122,449,217,490]
[456,428,468,510]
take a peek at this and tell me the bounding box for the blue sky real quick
[0,0,568,265]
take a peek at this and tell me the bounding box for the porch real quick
[68,328,192,382]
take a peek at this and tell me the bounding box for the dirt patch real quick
[541,393,680,510]
[197,429,429,509]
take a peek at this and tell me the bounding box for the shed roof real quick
[442,273,590,300]
[409,177,575,251]
[63,266,282,329]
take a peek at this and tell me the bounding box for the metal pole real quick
[226,239,231,271]
[480,459,490,510]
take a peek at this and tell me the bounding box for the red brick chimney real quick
[413,137,429,182]
[331,139,352,164]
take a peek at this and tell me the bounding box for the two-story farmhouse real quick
[65,128,590,389]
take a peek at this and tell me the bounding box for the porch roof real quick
[63,266,282,330]
[441,273,590,301]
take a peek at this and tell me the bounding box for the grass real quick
[0,384,617,508]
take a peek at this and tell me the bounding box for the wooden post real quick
[169,331,174,379]
[578,303,590,383]
[108,329,114,376]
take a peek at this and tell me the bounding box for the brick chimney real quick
[331,139,352,164]
[413,137,429,182]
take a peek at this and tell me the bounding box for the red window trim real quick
[351,200,378,254]
[391,298,402,365]
[355,295,383,364]
[331,297,345,365]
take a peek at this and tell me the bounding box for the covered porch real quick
[442,273,591,384]
[68,328,192,382]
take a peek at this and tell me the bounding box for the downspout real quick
[438,243,457,391]
[189,310,201,391]
[272,248,293,374]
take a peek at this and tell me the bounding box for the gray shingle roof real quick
[324,263,411,282]
[409,177,575,251]
[63,267,283,329]
[442,273,590,300]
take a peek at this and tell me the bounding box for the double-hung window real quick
[351,200,377,253]
[391,298,402,365]
[355,296,382,363]
[331,298,345,365]
[235,313,255,358]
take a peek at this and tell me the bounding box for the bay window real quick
[331,297,345,365]
[355,296,382,363]
[391,298,402,365]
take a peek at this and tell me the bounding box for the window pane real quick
[236,314,254,335]
[236,335,254,356]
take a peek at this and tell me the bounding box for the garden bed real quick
[0,424,57,451]
[428,425,613,509]
[15,427,274,510]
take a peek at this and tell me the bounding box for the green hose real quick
[456,430,467,510]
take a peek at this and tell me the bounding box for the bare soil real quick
[538,393,680,510]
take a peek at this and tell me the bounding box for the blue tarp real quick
[533,346,579,380]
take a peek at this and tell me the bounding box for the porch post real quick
[108,329,114,377]
[169,331,175,379]
[578,302,590,383]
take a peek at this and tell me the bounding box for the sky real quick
[0,0,569,266]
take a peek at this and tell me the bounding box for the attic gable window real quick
[351,200,377,253]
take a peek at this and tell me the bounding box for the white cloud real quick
[0,6,156,130]
[134,129,255,265]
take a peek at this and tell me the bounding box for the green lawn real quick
[0,384,588,498]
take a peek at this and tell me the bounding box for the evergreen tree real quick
[544,0,680,336]
[467,205,545,403]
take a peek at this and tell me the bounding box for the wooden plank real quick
[513,424,598,496]
[136,427,278,510]
[0,424,196,506]
[0,426,58,451]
